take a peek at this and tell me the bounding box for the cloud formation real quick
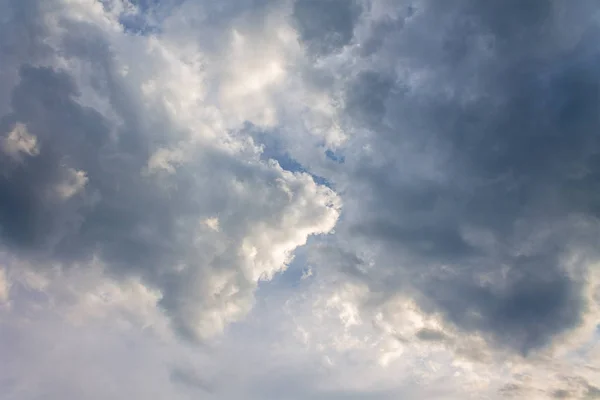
[320,0,600,356]
[1,0,599,399]
[0,0,339,341]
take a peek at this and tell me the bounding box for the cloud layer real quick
[324,0,600,356]
[1,0,599,399]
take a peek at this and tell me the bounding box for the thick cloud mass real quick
[1,0,600,399]
[0,0,339,340]
[329,0,600,354]
[292,0,362,56]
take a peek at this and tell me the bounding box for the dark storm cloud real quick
[292,0,362,56]
[345,71,396,126]
[0,63,190,283]
[0,66,97,251]
[328,0,600,354]
[420,262,584,353]
[358,8,414,58]
[0,0,180,276]
[0,0,54,116]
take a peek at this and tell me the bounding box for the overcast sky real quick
[1,0,600,399]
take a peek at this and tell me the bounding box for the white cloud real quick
[1,123,39,162]
[53,168,88,200]
[0,267,9,304]
[0,0,342,343]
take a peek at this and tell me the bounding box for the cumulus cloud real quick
[1,0,600,399]
[1,123,39,162]
[0,0,339,341]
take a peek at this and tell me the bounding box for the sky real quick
[0,0,599,399]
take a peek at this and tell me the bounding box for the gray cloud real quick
[292,0,362,56]
[498,383,526,398]
[0,0,339,341]
[1,0,600,398]
[169,366,214,393]
[314,0,600,354]
[415,328,449,343]
[499,375,600,399]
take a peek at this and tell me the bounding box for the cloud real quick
[0,267,9,303]
[0,0,339,342]
[292,0,362,57]
[169,366,214,393]
[1,0,600,399]
[1,123,40,162]
[307,0,600,356]
[0,261,463,400]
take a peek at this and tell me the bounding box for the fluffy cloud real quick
[1,0,599,399]
[0,0,339,341]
